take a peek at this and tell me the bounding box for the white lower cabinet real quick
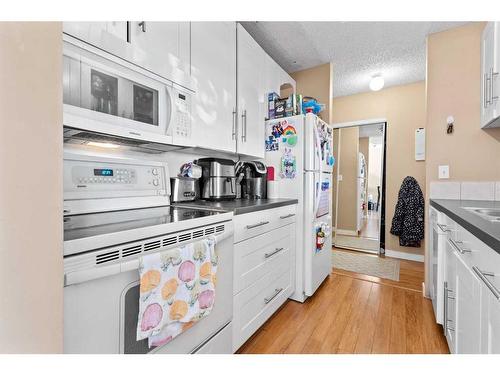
[232,205,296,352]
[455,255,482,353]
[434,208,500,354]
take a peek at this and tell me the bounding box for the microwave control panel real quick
[173,90,192,139]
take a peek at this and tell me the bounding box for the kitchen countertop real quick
[174,198,298,216]
[430,199,500,253]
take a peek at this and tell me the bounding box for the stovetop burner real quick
[63,205,224,242]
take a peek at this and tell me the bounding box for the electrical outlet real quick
[338,174,343,181]
[438,165,450,179]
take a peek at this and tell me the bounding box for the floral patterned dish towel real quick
[136,236,218,348]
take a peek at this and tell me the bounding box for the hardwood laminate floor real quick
[237,254,449,354]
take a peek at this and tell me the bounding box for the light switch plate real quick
[438,165,450,179]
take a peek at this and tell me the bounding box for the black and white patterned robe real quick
[390,176,425,247]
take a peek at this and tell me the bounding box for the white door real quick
[304,171,332,297]
[129,22,191,85]
[455,257,481,353]
[236,23,265,159]
[191,22,237,153]
[63,21,127,50]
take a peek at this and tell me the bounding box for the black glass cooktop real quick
[63,205,223,242]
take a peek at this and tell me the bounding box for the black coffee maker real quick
[241,161,268,199]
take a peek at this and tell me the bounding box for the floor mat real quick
[334,234,379,252]
[331,250,400,281]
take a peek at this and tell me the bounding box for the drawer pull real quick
[264,288,283,304]
[280,213,296,219]
[473,266,500,300]
[265,247,284,259]
[436,223,449,232]
[246,221,269,229]
[448,238,471,254]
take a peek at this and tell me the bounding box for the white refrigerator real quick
[265,113,334,302]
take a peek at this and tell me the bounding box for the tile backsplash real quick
[430,181,500,201]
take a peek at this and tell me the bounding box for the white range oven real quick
[63,152,234,354]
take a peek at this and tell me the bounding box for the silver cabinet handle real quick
[484,73,489,108]
[280,213,296,219]
[436,223,449,233]
[448,238,471,254]
[241,109,247,142]
[138,21,146,33]
[444,281,449,333]
[232,108,237,140]
[491,68,499,102]
[264,288,283,304]
[487,72,492,106]
[265,247,284,259]
[473,266,500,300]
[246,221,269,229]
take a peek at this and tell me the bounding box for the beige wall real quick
[291,62,334,123]
[0,22,63,353]
[332,81,426,255]
[426,22,500,185]
[337,127,359,232]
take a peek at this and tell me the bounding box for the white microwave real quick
[63,36,192,146]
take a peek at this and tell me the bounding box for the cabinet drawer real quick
[234,225,292,295]
[233,268,292,351]
[233,204,296,243]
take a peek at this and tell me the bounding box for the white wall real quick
[367,137,383,203]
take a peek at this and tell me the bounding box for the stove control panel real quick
[63,153,170,215]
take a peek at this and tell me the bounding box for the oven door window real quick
[122,283,152,354]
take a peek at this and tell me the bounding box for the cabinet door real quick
[63,22,128,47]
[479,274,500,353]
[444,240,457,353]
[455,257,481,353]
[129,22,191,84]
[237,23,265,159]
[481,22,496,127]
[191,22,237,153]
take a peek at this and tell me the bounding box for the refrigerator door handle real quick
[313,121,323,217]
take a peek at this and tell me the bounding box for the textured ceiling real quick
[241,22,467,97]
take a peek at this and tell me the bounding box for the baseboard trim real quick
[335,229,358,236]
[385,249,424,262]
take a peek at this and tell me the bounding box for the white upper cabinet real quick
[64,22,192,90]
[191,22,237,153]
[481,22,500,128]
[128,21,191,88]
[63,22,128,47]
[237,24,266,159]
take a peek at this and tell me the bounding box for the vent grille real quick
[193,230,204,239]
[122,245,142,258]
[92,223,225,267]
[144,240,161,251]
[96,250,120,264]
[163,236,177,246]
[179,233,192,242]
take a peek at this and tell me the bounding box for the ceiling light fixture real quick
[369,75,384,92]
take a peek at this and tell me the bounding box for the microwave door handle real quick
[166,86,175,135]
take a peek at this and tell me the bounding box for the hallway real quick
[237,258,449,354]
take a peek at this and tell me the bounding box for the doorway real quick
[332,120,387,255]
